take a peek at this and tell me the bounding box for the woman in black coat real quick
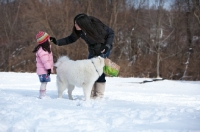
[50,13,114,99]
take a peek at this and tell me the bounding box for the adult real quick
[50,13,114,98]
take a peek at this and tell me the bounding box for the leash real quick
[91,59,100,77]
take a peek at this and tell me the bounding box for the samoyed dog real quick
[54,56,105,101]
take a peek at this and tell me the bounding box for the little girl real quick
[33,31,54,99]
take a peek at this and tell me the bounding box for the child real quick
[33,31,54,99]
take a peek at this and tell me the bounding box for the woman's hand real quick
[50,37,57,45]
[100,45,109,54]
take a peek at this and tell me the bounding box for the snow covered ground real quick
[0,72,200,132]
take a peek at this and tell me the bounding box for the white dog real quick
[54,56,105,101]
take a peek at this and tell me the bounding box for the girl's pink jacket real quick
[36,47,54,75]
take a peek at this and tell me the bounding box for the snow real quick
[0,72,200,132]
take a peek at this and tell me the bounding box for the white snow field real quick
[0,72,200,132]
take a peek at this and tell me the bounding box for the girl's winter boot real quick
[39,89,46,99]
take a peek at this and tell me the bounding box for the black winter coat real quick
[57,25,114,56]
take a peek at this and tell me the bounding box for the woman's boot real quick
[90,82,96,98]
[95,82,105,98]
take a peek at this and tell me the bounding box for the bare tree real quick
[0,0,22,71]
[0,0,199,80]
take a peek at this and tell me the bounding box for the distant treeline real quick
[0,0,200,80]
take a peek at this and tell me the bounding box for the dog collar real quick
[91,60,100,77]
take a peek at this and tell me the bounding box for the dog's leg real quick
[68,84,75,100]
[82,83,93,101]
[57,75,67,98]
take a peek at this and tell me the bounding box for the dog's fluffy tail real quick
[54,56,70,67]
